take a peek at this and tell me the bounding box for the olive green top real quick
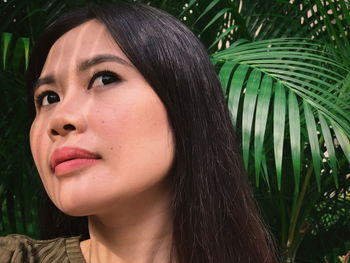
[0,234,86,263]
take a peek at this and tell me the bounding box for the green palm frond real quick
[278,0,349,64]
[1,32,12,70]
[1,32,30,71]
[0,31,34,236]
[178,0,250,50]
[240,0,306,40]
[213,38,350,191]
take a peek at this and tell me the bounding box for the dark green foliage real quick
[0,32,39,238]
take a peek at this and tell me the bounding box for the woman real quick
[0,2,276,263]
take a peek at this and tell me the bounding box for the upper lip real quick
[50,147,101,171]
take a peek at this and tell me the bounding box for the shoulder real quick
[0,234,85,263]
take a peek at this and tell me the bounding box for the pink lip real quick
[50,147,101,176]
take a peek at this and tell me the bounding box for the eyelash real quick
[88,70,121,89]
[34,90,55,107]
[34,70,121,108]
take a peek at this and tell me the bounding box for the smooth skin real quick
[30,20,175,262]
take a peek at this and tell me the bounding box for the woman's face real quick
[30,20,175,216]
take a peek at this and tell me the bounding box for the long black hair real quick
[27,2,276,262]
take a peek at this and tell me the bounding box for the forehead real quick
[41,20,130,74]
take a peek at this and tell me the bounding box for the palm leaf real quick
[1,33,12,70]
[242,69,261,170]
[208,25,238,50]
[218,60,236,94]
[1,33,30,72]
[289,0,350,67]
[254,75,273,186]
[214,38,350,190]
[179,0,251,50]
[192,0,221,26]
[178,0,198,18]
[304,100,322,191]
[241,0,306,40]
[273,82,287,190]
[200,7,232,35]
[227,64,249,127]
[288,90,301,191]
[332,121,350,163]
[318,112,338,188]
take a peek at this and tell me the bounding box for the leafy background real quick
[1,0,349,262]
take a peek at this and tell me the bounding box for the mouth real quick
[50,147,101,176]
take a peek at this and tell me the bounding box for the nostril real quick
[50,124,76,136]
[51,129,59,135]
[63,124,75,131]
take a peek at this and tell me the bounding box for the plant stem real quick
[279,191,287,246]
[286,163,314,262]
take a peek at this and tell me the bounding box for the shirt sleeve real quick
[0,235,25,263]
[0,234,79,263]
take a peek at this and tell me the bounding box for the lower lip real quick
[54,158,99,176]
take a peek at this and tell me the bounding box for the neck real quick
[81,184,175,263]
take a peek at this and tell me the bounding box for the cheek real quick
[30,119,60,208]
[30,119,49,177]
[88,88,175,180]
[91,88,173,145]
[29,120,41,166]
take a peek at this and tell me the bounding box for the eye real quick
[35,90,60,107]
[89,70,121,88]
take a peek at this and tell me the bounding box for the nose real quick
[47,100,87,140]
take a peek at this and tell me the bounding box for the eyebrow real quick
[78,54,133,71]
[33,54,133,92]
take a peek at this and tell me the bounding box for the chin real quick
[60,207,90,217]
[52,196,95,217]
